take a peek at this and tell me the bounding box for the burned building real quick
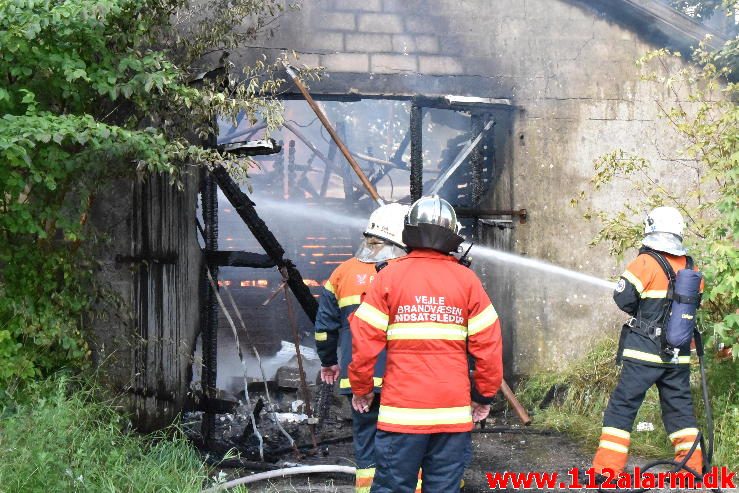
[217,0,727,374]
[91,0,728,430]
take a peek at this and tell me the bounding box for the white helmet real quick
[364,203,409,248]
[643,206,685,237]
[355,203,409,263]
[642,206,687,256]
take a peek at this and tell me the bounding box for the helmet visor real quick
[355,238,407,263]
[642,232,687,256]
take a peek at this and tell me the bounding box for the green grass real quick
[518,339,739,470]
[700,360,739,469]
[0,375,212,493]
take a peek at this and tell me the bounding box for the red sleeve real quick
[466,276,503,401]
[348,274,389,396]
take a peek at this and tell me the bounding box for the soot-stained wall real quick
[227,0,706,374]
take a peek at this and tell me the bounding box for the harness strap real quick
[642,249,676,294]
[626,317,662,339]
[638,248,678,328]
[674,292,700,305]
[619,248,697,365]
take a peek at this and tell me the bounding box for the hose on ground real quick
[201,465,356,493]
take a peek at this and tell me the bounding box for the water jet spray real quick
[465,244,617,290]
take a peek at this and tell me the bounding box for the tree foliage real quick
[671,0,739,76]
[670,0,729,19]
[0,0,314,396]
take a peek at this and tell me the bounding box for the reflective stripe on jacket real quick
[314,257,385,394]
[615,252,703,366]
[348,249,503,434]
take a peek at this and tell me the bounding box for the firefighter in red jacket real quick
[592,206,704,476]
[349,195,503,493]
[314,202,409,493]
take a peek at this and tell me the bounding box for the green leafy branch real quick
[0,0,314,397]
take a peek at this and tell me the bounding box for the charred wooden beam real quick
[201,171,219,441]
[285,65,384,206]
[469,115,484,240]
[428,120,494,196]
[470,115,485,208]
[410,103,423,203]
[115,253,178,265]
[206,251,276,268]
[210,165,319,322]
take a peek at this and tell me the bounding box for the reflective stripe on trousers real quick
[355,467,375,493]
[356,468,422,493]
[592,427,631,474]
[594,361,700,475]
[670,427,703,474]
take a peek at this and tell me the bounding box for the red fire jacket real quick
[348,249,503,434]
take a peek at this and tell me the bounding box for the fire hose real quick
[201,465,357,493]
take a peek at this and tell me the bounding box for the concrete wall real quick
[227,0,701,374]
[90,170,203,431]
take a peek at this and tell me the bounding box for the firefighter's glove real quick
[320,365,340,385]
[471,401,491,423]
[352,392,375,414]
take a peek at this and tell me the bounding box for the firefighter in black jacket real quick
[592,207,703,475]
[313,203,409,493]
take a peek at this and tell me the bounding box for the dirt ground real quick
[224,430,733,492]
[193,385,733,492]
[245,430,588,492]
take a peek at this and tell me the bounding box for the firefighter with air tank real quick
[349,195,503,492]
[313,202,411,493]
[592,206,705,478]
